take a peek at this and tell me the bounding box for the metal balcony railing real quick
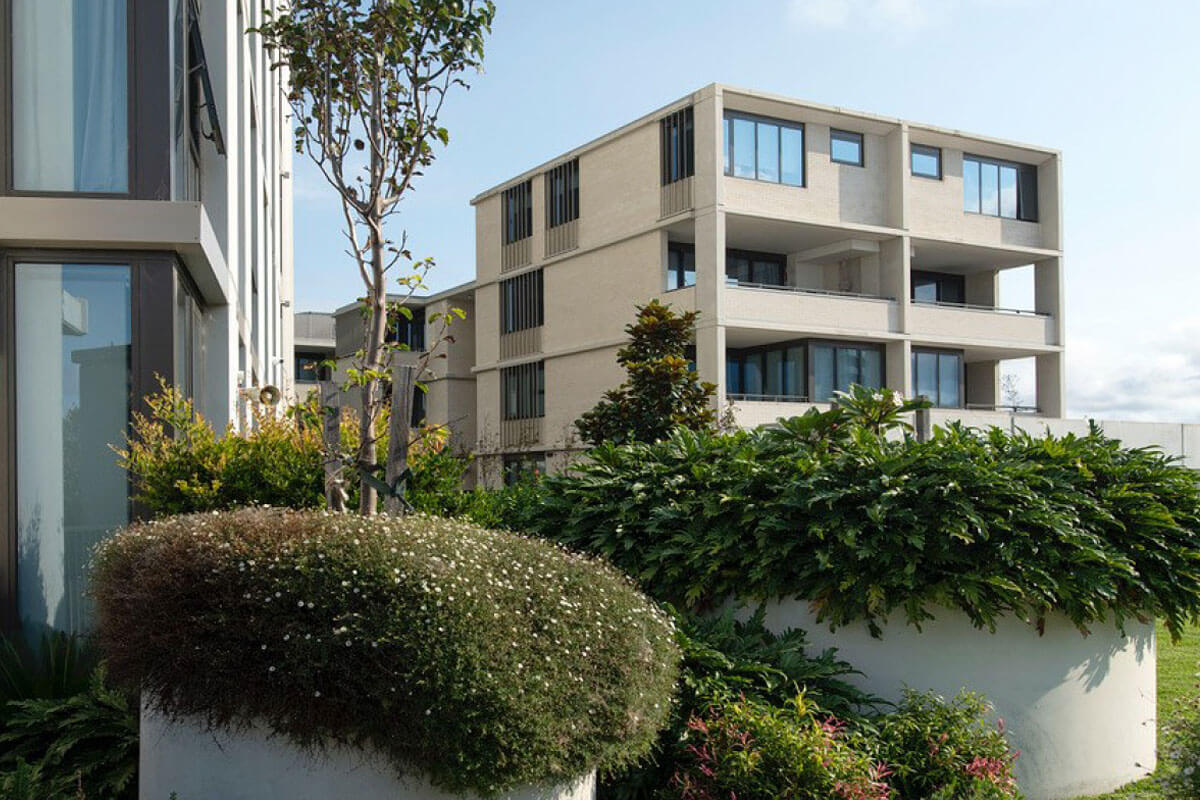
[913,300,1049,317]
[729,393,810,403]
[726,280,894,302]
[964,403,1042,414]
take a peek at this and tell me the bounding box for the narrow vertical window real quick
[660,107,695,185]
[501,362,546,420]
[12,0,129,193]
[502,180,533,244]
[545,160,580,228]
[500,270,544,333]
[666,243,696,291]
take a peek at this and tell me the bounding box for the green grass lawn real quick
[1071,621,1200,800]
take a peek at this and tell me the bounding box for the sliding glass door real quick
[14,263,131,633]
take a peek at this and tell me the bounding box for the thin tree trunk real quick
[319,377,346,512]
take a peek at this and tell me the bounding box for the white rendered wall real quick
[754,601,1155,800]
[140,709,596,800]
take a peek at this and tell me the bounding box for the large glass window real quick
[174,272,204,399]
[294,351,325,383]
[16,263,132,634]
[724,112,804,186]
[811,342,883,402]
[830,130,864,166]
[726,250,786,287]
[912,349,963,408]
[728,341,874,402]
[963,155,1038,221]
[12,0,129,193]
[667,243,696,291]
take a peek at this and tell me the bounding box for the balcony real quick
[724,283,898,336]
[908,301,1055,348]
[728,395,821,428]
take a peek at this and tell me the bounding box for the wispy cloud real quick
[1067,319,1200,423]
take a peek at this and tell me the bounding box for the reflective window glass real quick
[756,123,779,182]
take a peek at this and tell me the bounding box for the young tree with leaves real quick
[576,300,717,446]
[256,0,494,514]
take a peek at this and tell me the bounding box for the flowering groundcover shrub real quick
[667,690,1021,800]
[91,509,680,797]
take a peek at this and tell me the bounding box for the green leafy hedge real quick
[526,389,1200,640]
[91,509,679,797]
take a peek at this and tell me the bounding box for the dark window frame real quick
[660,106,694,186]
[830,129,865,167]
[545,159,579,229]
[294,350,328,383]
[0,247,178,633]
[503,451,546,485]
[726,337,885,403]
[502,180,533,245]
[911,346,965,409]
[500,269,544,334]
[963,153,1039,222]
[384,305,425,351]
[666,242,695,292]
[911,270,966,305]
[723,110,805,187]
[725,248,787,287]
[2,0,139,198]
[910,143,942,180]
[501,361,545,421]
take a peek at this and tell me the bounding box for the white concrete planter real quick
[139,707,596,800]
[755,601,1156,800]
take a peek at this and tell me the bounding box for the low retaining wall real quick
[755,602,1156,800]
[139,707,596,800]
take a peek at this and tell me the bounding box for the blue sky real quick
[293,0,1200,422]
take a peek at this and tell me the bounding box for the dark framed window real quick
[963,155,1038,221]
[811,341,883,402]
[502,180,533,244]
[911,271,965,305]
[911,144,941,179]
[912,348,963,408]
[294,351,326,383]
[726,343,806,399]
[545,160,579,229]
[501,269,544,333]
[830,129,864,167]
[385,306,425,350]
[667,242,695,291]
[502,361,544,420]
[8,0,132,195]
[726,249,786,287]
[174,266,204,399]
[727,339,882,403]
[723,112,804,186]
[660,107,694,185]
[503,452,546,485]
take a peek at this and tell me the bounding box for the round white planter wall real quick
[138,707,596,800]
[756,602,1155,800]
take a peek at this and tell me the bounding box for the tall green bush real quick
[528,387,1200,640]
[91,508,679,797]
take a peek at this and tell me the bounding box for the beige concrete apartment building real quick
[468,84,1064,483]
